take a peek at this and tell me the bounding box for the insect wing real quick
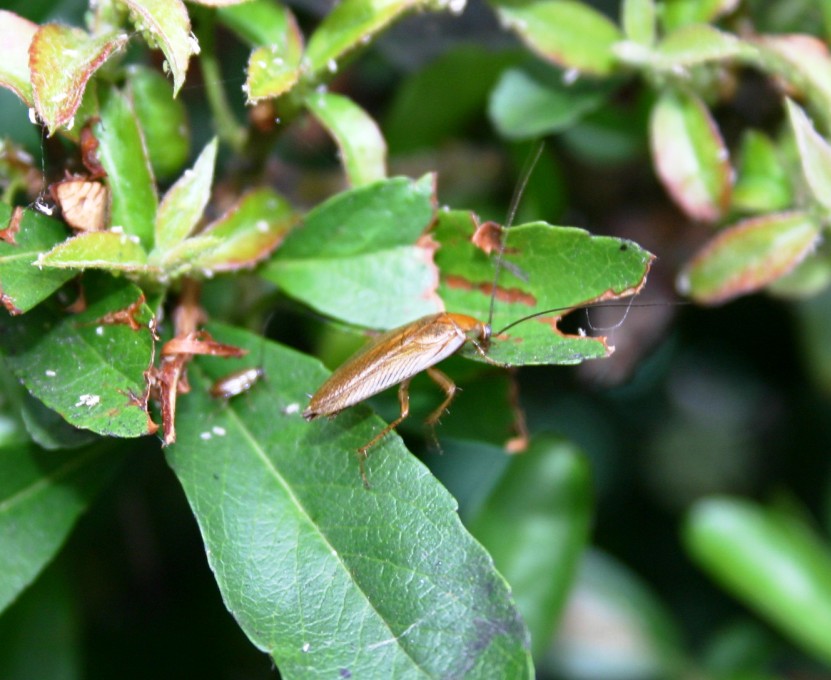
[306,314,468,417]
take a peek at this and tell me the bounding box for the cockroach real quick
[304,145,548,485]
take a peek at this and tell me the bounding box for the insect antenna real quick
[493,300,687,337]
[487,142,545,331]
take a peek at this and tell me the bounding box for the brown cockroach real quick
[303,146,547,484]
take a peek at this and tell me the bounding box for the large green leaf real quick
[0,204,74,315]
[0,442,124,614]
[433,210,654,365]
[0,273,156,438]
[166,324,533,679]
[262,175,442,328]
[468,436,592,659]
[685,498,831,665]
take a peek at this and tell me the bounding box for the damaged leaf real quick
[434,210,654,366]
[0,273,156,438]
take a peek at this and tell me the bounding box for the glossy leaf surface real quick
[166,324,533,679]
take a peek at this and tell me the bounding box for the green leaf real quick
[235,3,304,103]
[304,0,422,76]
[152,138,217,254]
[468,436,592,660]
[187,188,297,273]
[684,497,831,665]
[262,175,443,329]
[732,129,793,214]
[548,549,685,678]
[767,253,831,299]
[305,92,386,187]
[0,566,80,679]
[488,0,622,76]
[649,89,731,222]
[621,0,655,46]
[166,324,533,678]
[245,43,303,102]
[29,24,128,135]
[127,65,190,180]
[95,89,158,250]
[678,212,821,305]
[433,210,654,366]
[0,442,124,614]
[488,63,615,140]
[660,0,739,31]
[217,0,299,46]
[121,0,197,95]
[652,24,748,70]
[0,10,38,106]
[0,205,75,315]
[787,98,831,212]
[0,273,156,438]
[385,47,522,154]
[37,231,150,273]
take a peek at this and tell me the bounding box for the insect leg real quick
[357,378,412,486]
[424,367,457,427]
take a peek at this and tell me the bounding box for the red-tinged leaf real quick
[0,11,37,105]
[786,99,831,212]
[304,0,422,76]
[153,138,217,253]
[121,0,197,95]
[29,25,128,136]
[650,89,730,222]
[188,188,297,273]
[37,231,150,274]
[95,90,158,250]
[755,35,831,127]
[305,92,387,187]
[678,212,821,305]
[489,0,622,76]
[0,205,75,315]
